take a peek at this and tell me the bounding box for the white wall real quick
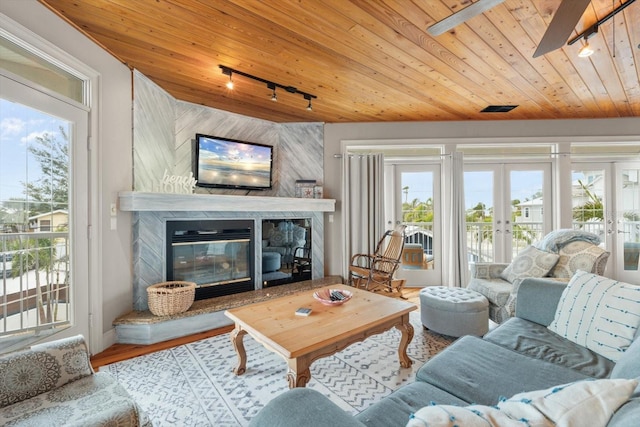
[323,118,640,278]
[1,0,134,351]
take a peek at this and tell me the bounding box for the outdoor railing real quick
[405,219,637,266]
[0,232,70,336]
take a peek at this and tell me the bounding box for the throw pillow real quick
[499,246,559,284]
[406,378,638,427]
[269,229,287,247]
[551,240,610,279]
[548,270,640,362]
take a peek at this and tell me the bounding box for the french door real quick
[1,73,90,345]
[386,164,442,286]
[464,163,552,264]
[572,162,640,283]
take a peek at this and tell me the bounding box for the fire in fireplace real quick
[165,219,255,300]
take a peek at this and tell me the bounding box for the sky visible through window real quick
[0,98,67,203]
[401,170,544,209]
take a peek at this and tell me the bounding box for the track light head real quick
[220,66,234,89]
[568,24,598,57]
[578,42,594,57]
[304,94,313,111]
[267,83,277,102]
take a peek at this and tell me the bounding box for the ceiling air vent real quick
[481,105,518,113]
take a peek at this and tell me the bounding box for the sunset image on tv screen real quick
[197,136,272,189]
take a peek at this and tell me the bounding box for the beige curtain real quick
[342,153,385,278]
[444,151,469,287]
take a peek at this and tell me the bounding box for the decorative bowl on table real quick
[313,288,353,306]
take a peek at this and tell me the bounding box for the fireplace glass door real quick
[166,219,255,299]
[172,238,250,286]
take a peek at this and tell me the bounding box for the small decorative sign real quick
[154,169,197,194]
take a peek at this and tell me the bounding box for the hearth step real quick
[113,276,342,345]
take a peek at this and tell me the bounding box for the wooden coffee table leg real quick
[230,325,248,375]
[395,318,414,368]
[286,357,311,388]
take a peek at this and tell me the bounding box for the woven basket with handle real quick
[147,281,196,316]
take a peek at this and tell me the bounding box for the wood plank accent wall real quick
[133,69,324,196]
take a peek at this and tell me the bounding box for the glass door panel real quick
[617,165,640,282]
[393,164,441,286]
[510,169,547,255]
[464,170,495,263]
[570,166,606,241]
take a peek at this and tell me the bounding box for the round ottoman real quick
[262,252,281,273]
[419,286,488,337]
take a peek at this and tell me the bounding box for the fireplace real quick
[166,219,255,300]
[122,192,333,311]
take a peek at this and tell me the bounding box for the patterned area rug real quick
[103,312,454,426]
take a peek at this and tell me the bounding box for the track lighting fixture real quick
[567,0,637,57]
[569,24,598,58]
[578,42,594,57]
[219,65,316,110]
[221,67,234,89]
[268,83,277,102]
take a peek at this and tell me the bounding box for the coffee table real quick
[224,285,416,388]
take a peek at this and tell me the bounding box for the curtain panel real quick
[341,153,385,278]
[445,151,469,287]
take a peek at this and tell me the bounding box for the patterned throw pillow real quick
[499,245,559,284]
[551,240,610,278]
[269,229,287,246]
[548,270,640,362]
[406,378,637,427]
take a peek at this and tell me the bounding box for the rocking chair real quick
[347,224,407,296]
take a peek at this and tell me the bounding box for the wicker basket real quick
[147,281,196,316]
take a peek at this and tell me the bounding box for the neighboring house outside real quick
[28,210,68,232]
[515,198,543,224]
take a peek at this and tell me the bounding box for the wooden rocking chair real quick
[347,224,407,297]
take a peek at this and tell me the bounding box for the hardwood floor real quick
[90,287,422,370]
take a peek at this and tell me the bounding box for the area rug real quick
[102,312,454,426]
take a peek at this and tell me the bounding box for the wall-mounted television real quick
[195,133,273,190]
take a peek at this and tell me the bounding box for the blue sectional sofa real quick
[248,275,640,427]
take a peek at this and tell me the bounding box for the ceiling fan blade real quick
[533,0,592,58]
[427,0,505,36]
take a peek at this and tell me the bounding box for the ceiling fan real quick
[533,0,592,58]
[427,0,505,37]
[426,1,604,58]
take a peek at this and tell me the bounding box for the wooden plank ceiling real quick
[38,0,640,123]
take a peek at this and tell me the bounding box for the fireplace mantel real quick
[118,191,335,212]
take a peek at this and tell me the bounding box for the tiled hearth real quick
[114,276,341,344]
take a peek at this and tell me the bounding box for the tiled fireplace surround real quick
[115,192,336,344]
